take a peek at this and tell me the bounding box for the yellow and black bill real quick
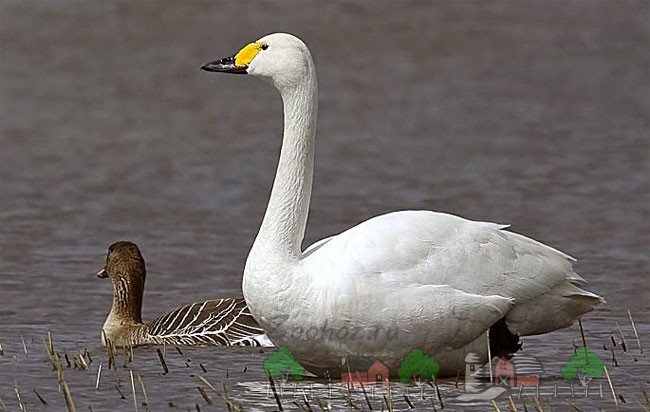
[201,42,265,74]
[201,53,247,74]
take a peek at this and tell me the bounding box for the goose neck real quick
[108,274,144,325]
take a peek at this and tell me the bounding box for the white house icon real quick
[464,352,483,393]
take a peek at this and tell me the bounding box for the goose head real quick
[98,241,145,325]
[201,33,314,90]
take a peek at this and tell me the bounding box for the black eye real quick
[261,44,268,50]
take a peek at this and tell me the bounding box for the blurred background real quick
[0,1,648,410]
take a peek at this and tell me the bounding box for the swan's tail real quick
[505,276,605,336]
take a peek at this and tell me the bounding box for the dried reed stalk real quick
[628,309,643,353]
[137,375,150,410]
[13,383,25,411]
[95,364,103,391]
[20,335,28,357]
[33,388,47,405]
[197,387,214,405]
[603,365,619,407]
[155,348,169,374]
[130,370,138,412]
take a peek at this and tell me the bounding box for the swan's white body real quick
[205,33,603,376]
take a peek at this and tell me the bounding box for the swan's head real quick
[201,33,313,89]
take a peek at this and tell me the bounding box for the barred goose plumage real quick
[97,241,272,348]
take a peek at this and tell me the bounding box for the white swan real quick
[201,33,604,377]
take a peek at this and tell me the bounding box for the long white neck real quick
[249,62,318,261]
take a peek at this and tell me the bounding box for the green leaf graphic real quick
[397,349,440,383]
[561,347,604,382]
[263,346,304,381]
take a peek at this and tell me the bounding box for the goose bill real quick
[97,268,108,278]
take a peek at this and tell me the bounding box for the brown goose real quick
[97,241,272,348]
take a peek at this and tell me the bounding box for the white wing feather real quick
[303,210,601,340]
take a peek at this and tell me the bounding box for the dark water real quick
[1,1,648,410]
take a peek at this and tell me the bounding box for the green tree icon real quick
[397,349,440,383]
[263,346,304,381]
[560,347,604,386]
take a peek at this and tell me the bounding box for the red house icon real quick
[495,357,540,387]
[341,358,390,388]
[496,357,515,386]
